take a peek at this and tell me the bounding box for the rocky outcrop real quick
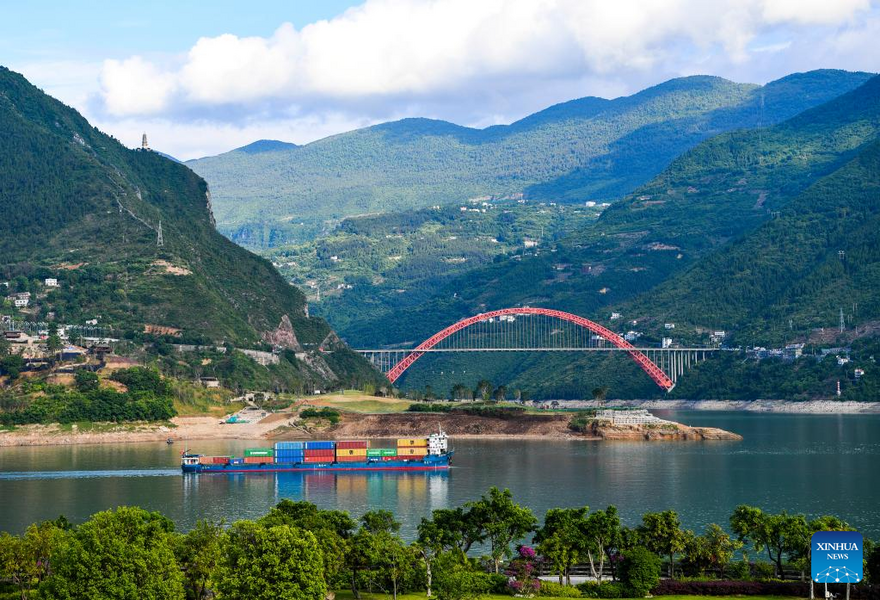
[261,315,304,350]
[591,422,742,441]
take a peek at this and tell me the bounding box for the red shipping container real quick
[304,449,334,457]
[336,440,368,449]
[243,456,269,464]
[382,456,402,461]
[336,455,366,462]
[212,457,229,464]
[303,456,332,463]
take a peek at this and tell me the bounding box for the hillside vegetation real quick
[188,70,873,247]
[0,66,379,391]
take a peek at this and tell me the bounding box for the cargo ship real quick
[180,432,452,473]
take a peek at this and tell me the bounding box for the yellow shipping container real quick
[399,447,428,456]
[336,448,368,457]
[397,438,428,447]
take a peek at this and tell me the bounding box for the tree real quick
[0,353,24,379]
[534,506,589,585]
[639,510,688,578]
[591,386,609,402]
[0,520,68,599]
[475,380,493,402]
[683,524,741,577]
[375,532,416,600]
[41,506,185,599]
[493,385,507,402]
[451,383,472,401]
[468,487,537,573]
[260,500,356,586]
[583,506,621,582]
[176,520,223,600]
[619,546,661,597]
[416,517,447,597]
[730,505,805,578]
[215,520,326,600]
[425,507,484,555]
[74,370,100,392]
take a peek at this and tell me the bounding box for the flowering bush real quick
[506,546,542,597]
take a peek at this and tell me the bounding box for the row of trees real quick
[2,488,879,600]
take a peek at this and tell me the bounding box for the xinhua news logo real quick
[812,531,863,583]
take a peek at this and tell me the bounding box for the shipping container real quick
[198,456,213,465]
[230,458,244,465]
[336,448,368,457]
[336,440,368,449]
[244,448,274,457]
[305,441,335,450]
[243,456,269,464]
[335,455,367,462]
[397,438,428,447]
[366,449,384,457]
[399,447,428,456]
[381,449,398,456]
[302,456,332,463]
[304,449,334,457]
[274,442,306,450]
[212,456,230,464]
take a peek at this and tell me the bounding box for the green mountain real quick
[0,66,378,389]
[188,70,873,247]
[299,75,880,398]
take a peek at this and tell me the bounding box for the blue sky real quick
[4,0,879,159]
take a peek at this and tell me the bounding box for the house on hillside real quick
[44,278,59,287]
[13,297,29,308]
[199,377,221,388]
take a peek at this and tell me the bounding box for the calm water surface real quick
[1,411,878,537]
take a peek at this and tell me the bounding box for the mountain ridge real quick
[189,69,874,248]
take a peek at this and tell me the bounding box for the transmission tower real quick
[839,308,845,333]
[157,221,164,247]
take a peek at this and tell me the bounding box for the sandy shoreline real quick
[1,398,873,447]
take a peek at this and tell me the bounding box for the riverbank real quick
[0,409,743,446]
[561,399,880,413]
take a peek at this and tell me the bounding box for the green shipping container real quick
[366,449,383,457]
[244,448,274,457]
[381,449,397,457]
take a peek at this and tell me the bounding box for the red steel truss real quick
[385,307,675,391]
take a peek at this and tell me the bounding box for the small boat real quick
[166,437,174,445]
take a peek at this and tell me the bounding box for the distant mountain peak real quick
[235,139,299,154]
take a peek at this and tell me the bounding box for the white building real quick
[664,323,675,330]
[662,337,673,348]
[523,239,539,248]
[44,278,59,287]
[597,409,670,426]
[610,312,622,320]
[14,297,29,308]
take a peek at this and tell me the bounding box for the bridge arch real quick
[386,307,675,391]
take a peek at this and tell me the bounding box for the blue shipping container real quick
[274,442,306,450]
[305,441,335,450]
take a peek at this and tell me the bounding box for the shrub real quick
[618,547,660,597]
[539,581,582,597]
[752,561,775,580]
[407,403,453,413]
[299,408,340,424]
[727,558,751,580]
[651,579,820,597]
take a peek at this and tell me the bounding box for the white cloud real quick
[25,0,875,158]
[98,0,877,117]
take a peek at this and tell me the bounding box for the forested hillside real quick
[0,66,378,390]
[298,75,880,398]
[189,70,872,247]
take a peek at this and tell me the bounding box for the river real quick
[0,411,878,538]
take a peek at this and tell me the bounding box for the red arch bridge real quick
[354,308,718,392]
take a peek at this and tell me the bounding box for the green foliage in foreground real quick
[1,493,878,600]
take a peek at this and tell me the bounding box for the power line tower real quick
[157,221,164,247]
[839,307,845,333]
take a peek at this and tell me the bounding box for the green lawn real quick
[334,593,800,600]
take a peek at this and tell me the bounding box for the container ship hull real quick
[180,432,453,474]
[181,453,451,474]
